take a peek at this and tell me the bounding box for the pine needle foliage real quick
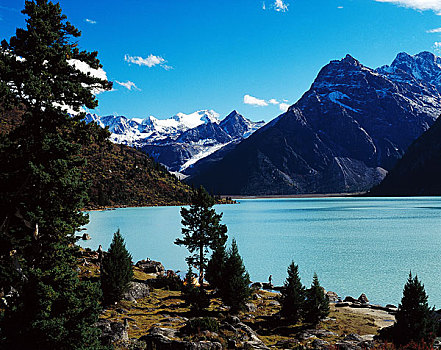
[280,261,305,323]
[205,241,227,291]
[100,229,133,305]
[303,273,329,326]
[221,239,251,314]
[175,186,227,287]
[391,272,436,346]
[0,1,111,348]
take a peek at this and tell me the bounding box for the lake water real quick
[80,197,441,307]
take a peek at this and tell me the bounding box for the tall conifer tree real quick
[303,273,329,326]
[221,239,251,313]
[392,272,436,346]
[280,261,305,323]
[175,186,227,287]
[100,229,133,305]
[0,1,111,348]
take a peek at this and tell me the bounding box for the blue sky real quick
[2,0,441,122]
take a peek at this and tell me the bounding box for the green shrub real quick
[182,317,220,334]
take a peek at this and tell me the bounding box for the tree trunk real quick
[199,243,204,289]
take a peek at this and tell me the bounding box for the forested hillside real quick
[1,110,192,207]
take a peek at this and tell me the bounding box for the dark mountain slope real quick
[187,53,441,195]
[0,110,193,207]
[369,114,441,196]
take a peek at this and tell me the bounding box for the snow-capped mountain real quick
[84,110,264,173]
[187,52,441,195]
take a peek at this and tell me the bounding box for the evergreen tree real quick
[221,239,251,314]
[175,186,227,288]
[205,241,227,291]
[303,273,329,326]
[280,261,305,323]
[0,1,111,348]
[100,229,133,305]
[391,272,436,346]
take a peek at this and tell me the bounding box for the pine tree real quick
[0,1,111,348]
[221,239,251,314]
[303,273,329,326]
[205,241,227,291]
[391,272,436,346]
[100,229,134,305]
[175,186,227,288]
[280,261,305,323]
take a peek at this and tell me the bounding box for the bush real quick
[182,264,210,313]
[181,317,220,334]
[151,274,183,291]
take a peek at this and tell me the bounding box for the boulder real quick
[139,332,222,350]
[251,282,263,290]
[358,294,369,304]
[95,319,128,345]
[136,259,165,275]
[268,300,280,307]
[327,291,339,302]
[245,302,257,312]
[343,296,357,303]
[123,281,150,301]
[311,338,330,349]
[344,333,363,342]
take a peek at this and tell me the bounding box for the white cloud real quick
[262,0,289,12]
[268,98,279,105]
[124,54,172,69]
[68,59,108,94]
[433,41,441,53]
[427,27,441,32]
[337,6,344,9]
[244,94,268,107]
[274,0,289,12]
[374,0,441,13]
[115,80,140,91]
[85,18,96,24]
[279,103,290,112]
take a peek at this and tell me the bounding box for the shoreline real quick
[226,192,366,199]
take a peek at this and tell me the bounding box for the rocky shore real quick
[78,248,405,350]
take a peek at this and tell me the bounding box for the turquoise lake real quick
[80,197,441,307]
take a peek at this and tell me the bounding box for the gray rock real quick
[123,281,150,301]
[344,333,363,342]
[150,327,179,338]
[327,291,339,302]
[344,296,358,303]
[358,294,369,304]
[245,302,257,312]
[335,342,361,350]
[95,319,128,344]
[268,300,280,307]
[243,341,270,349]
[251,282,263,290]
[307,329,338,338]
[136,259,165,275]
[311,338,330,349]
[139,332,222,350]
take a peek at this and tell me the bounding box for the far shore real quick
[224,192,366,199]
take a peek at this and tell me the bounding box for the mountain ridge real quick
[187,51,441,195]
